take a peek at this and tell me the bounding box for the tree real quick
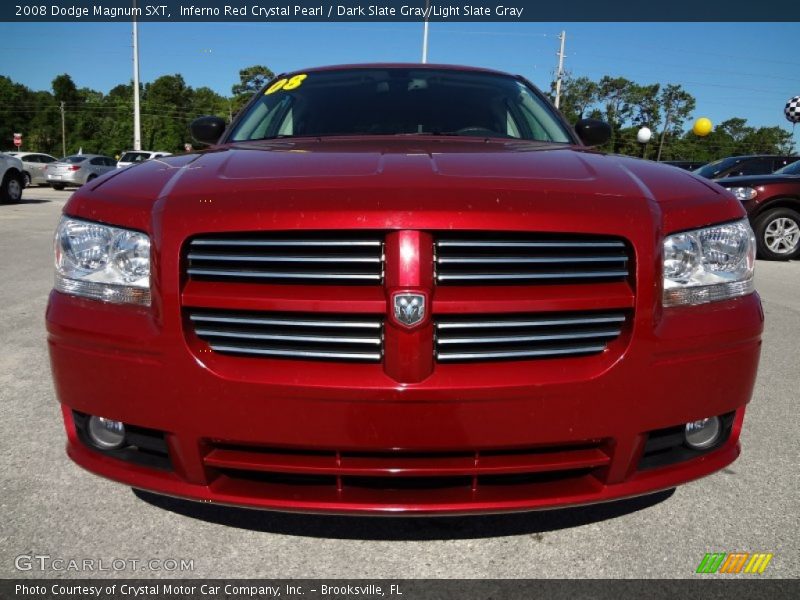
[142,74,192,151]
[550,75,598,124]
[655,84,695,160]
[231,65,275,111]
[597,76,636,152]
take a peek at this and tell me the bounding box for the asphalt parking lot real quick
[0,186,797,579]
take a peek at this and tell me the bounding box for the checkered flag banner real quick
[785,95,800,124]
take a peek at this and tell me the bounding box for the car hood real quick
[715,174,800,187]
[84,138,720,199]
[67,138,739,234]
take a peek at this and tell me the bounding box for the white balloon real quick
[637,127,652,144]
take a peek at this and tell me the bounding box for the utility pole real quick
[554,30,566,109]
[132,0,142,151]
[60,101,66,158]
[656,108,671,162]
[421,0,430,63]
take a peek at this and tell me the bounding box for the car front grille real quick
[188,310,384,362]
[186,233,384,285]
[434,311,628,362]
[434,233,630,284]
[182,230,634,366]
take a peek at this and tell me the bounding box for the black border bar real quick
[3,579,799,600]
[3,0,799,22]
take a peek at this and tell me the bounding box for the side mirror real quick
[190,116,226,145]
[575,119,611,147]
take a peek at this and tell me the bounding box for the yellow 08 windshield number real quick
[265,74,308,95]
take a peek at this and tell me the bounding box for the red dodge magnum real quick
[46,65,763,514]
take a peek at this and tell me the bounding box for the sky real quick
[0,21,798,146]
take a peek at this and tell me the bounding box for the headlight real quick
[54,217,151,305]
[727,187,758,201]
[663,218,756,307]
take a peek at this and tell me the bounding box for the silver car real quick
[7,152,58,186]
[46,154,116,190]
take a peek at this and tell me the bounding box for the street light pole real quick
[132,0,142,151]
[60,101,66,157]
[421,0,430,63]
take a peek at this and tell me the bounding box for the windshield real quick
[62,156,87,164]
[693,157,743,178]
[774,160,800,175]
[228,68,573,143]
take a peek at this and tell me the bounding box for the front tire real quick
[22,172,32,187]
[0,172,23,204]
[754,207,800,261]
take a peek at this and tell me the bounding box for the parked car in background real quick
[661,160,707,171]
[46,154,116,190]
[717,159,800,260]
[7,151,58,186]
[694,155,799,180]
[0,152,24,203]
[117,150,172,168]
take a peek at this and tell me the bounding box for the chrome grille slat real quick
[436,314,625,330]
[437,271,629,281]
[190,314,381,329]
[187,253,381,263]
[437,345,609,362]
[186,269,381,280]
[438,256,628,264]
[437,329,622,345]
[437,240,625,249]
[435,311,627,363]
[191,239,381,247]
[194,328,382,346]
[186,233,384,284]
[188,310,383,362]
[208,345,382,362]
[435,233,630,285]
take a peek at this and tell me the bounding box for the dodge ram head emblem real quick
[393,293,426,327]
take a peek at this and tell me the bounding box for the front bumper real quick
[47,290,763,515]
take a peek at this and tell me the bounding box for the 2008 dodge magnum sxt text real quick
[46,65,763,514]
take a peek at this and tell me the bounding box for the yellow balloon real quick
[693,117,713,137]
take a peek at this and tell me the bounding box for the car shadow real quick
[6,198,51,205]
[133,488,674,540]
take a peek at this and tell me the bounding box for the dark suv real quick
[694,155,799,180]
[717,159,800,260]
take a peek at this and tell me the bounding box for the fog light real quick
[87,416,126,450]
[685,417,721,450]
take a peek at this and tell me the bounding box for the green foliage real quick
[231,65,275,112]
[551,73,794,160]
[0,70,249,156]
[1,68,793,162]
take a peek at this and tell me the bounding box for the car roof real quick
[285,63,517,79]
[725,154,798,160]
[120,150,168,154]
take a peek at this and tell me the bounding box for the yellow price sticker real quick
[265,74,308,95]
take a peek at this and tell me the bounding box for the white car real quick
[117,150,172,168]
[0,152,24,203]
